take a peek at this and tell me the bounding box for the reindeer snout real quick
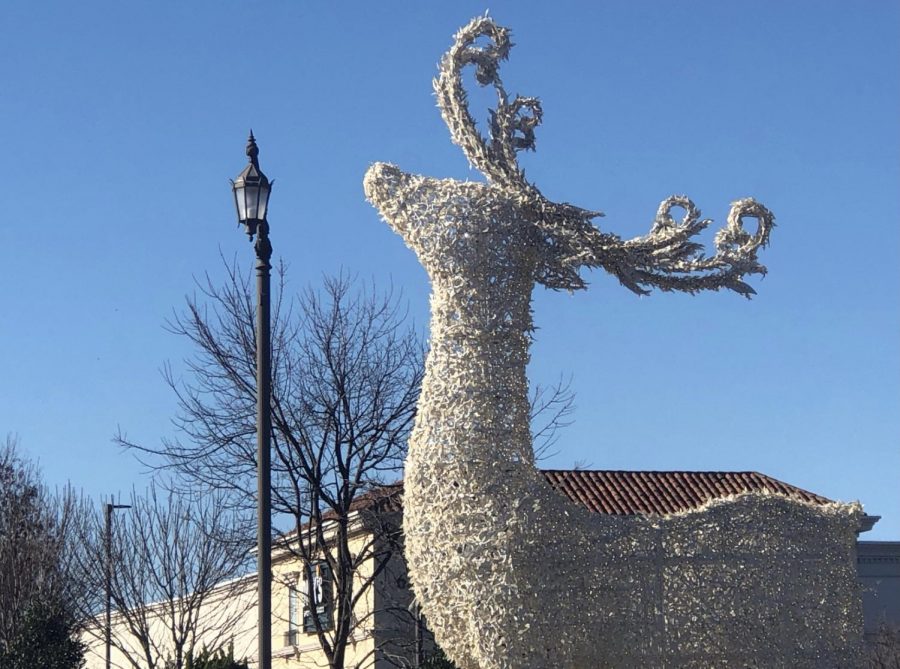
[364,162,405,207]
[364,162,414,237]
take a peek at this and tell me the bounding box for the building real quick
[858,539,900,637]
[82,485,407,669]
[83,470,895,668]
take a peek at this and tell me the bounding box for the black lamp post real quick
[231,131,273,669]
[105,497,131,669]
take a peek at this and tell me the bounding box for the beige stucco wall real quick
[82,575,258,669]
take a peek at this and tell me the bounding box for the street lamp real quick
[105,497,131,669]
[231,131,272,241]
[231,131,273,669]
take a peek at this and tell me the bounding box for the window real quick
[283,572,302,646]
[302,561,333,632]
[288,580,301,638]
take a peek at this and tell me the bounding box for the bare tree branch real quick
[529,376,575,462]
[120,267,426,669]
[866,624,900,668]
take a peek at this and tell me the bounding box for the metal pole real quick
[255,218,273,669]
[105,501,111,669]
[105,498,130,669]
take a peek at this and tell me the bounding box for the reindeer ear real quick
[435,17,543,189]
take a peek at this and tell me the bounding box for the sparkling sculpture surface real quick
[364,17,863,669]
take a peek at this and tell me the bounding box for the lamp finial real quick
[246,130,259,167]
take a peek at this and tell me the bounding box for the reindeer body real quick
[364,18,864,669]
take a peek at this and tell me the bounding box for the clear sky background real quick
[2,1,897,538]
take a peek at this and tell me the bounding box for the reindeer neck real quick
[408,269,537,473]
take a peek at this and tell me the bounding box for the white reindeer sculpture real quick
[365,17,863,669]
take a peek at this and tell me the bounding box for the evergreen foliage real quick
[0,601,84,669]
[182,643,249,669]
[0,438,84,668]
[422,646,459,669]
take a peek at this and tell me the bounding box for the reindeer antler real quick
[588,197,775,296]
[435,17,610,292]
[436,16,775,297]
[435,16,541,189]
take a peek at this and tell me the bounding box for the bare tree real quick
[73,484,253,669]
[867,624,900,669]
[529,376,575,462]
[121,269,425,669]
[0,435,85,664]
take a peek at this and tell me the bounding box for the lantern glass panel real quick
[257,183,270,220]
[245,185,261,220]
[233,184,247,221]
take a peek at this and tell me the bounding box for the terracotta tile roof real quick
[348,482,404,515]
[540,470,833,515]
[311,483,404,524]
[274,484,404,545]
[351,470,832,517]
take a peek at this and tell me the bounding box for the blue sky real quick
[1,1,897,538]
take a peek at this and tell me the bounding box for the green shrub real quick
[0,601,84,669]
[183,644,249,669]
[422,645,459,669]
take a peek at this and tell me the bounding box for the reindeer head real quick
[365,16,774,297]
